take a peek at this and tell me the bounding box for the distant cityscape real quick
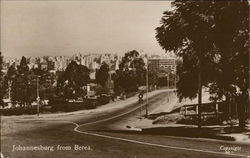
[1,51,178,108]
[2,52,178,79]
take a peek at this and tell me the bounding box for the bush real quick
[98,94,110,105]
[50,102,85,112]
[84,98,100,109]
[95,85,109,95]
[49,97,97,112]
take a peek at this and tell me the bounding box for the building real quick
[148,57,177,73]
[54,56,70,71]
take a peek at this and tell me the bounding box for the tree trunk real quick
[237,93,247,129]
[225,94,230,120]
[198,70,202,128]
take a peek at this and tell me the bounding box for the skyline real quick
[1,1,172,58]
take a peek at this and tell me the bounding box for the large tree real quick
[114,50,146,95]
[156,1,217,128]
[3,62,55,106]
[3,63,17,101]
[96,62,109,87]
[206,1,249,128]
[57,61,90,99]
[156,1,249,128]
[11,56,31,107]
[28,67,55,102]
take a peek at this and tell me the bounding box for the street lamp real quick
[167,74,170,89]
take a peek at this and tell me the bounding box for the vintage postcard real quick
[0,1,249,158]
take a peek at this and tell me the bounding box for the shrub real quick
[98,94,110,105]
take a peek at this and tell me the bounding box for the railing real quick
[183,101,249,118]
[183,102,226,117]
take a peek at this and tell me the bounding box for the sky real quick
[1,1,172,58]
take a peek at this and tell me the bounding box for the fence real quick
[183,101,248,119]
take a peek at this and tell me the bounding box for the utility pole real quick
[167,74,170,89]
[36,76,40,117]
[167,74,169,102]
[197,69,202,128]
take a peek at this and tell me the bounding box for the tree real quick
[95,84,109,95]
[119,50,140,71]
[96,62,109,87]
[28,67,55,102]
[114,50,146,95]
[11,56,31,107]
[132,57,146,86]
[112,70,124,96]
[156,2,213,128]
[3,63,17,101]
[205,1,249,128]
[57,61,90,99]
[18,56,29,74]
[156,1,249,128]
[148,68,158,89]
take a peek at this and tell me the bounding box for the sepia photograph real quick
[0,0,249,158]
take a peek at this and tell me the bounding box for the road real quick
[1,90,249,158]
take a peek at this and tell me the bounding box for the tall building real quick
[148,57,177,73]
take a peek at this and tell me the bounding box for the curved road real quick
[1,90,249,158]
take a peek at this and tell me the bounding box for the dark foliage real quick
[114,50,146,95]
[156,0,249,127]
[96,62,109,87]
[57,61,90,99]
